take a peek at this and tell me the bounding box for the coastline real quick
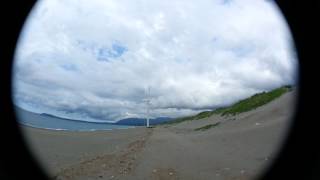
[19,122,136,132]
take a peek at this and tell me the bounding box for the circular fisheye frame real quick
[12,0,299,180]
[3,0,319,180]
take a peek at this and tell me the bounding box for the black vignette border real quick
[0,0,319,179]
[0,1,50,179]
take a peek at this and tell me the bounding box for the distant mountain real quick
[15,105,173,126]
[40,113,62,118]
[39,113,110,123]
[115,117,173,126]
[40,113,172,126]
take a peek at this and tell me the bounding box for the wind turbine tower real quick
[145,86,151,128]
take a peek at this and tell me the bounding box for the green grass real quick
[194,122,221,131]
[160,85,293,125]
[219,85,292,116]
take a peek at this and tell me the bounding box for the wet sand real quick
[20,91,296,180]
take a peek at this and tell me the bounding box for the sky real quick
[12,0,298,122]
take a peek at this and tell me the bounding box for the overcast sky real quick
[13,0,298,122]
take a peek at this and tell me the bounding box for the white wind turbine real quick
[143,86,151,128]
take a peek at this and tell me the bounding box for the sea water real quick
[15,108,133,131]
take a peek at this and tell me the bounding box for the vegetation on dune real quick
[161,85,293,125]
[219,85,292,116]
[194,122,221,131]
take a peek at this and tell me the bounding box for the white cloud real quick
[13,0,298,122]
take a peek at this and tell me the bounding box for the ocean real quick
[15,107,134,131]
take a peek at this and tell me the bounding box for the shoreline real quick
[19,122,137,132]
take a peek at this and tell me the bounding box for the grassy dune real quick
[163,85,292,125]
[194,122,221,131]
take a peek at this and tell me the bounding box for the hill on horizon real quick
[14,106,172,127]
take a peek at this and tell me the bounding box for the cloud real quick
[13,0,298,122]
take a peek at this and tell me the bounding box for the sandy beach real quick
[20,91,296,180]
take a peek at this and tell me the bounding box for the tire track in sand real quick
[53,129,153,180]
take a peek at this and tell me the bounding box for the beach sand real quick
[20,91,296,180]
